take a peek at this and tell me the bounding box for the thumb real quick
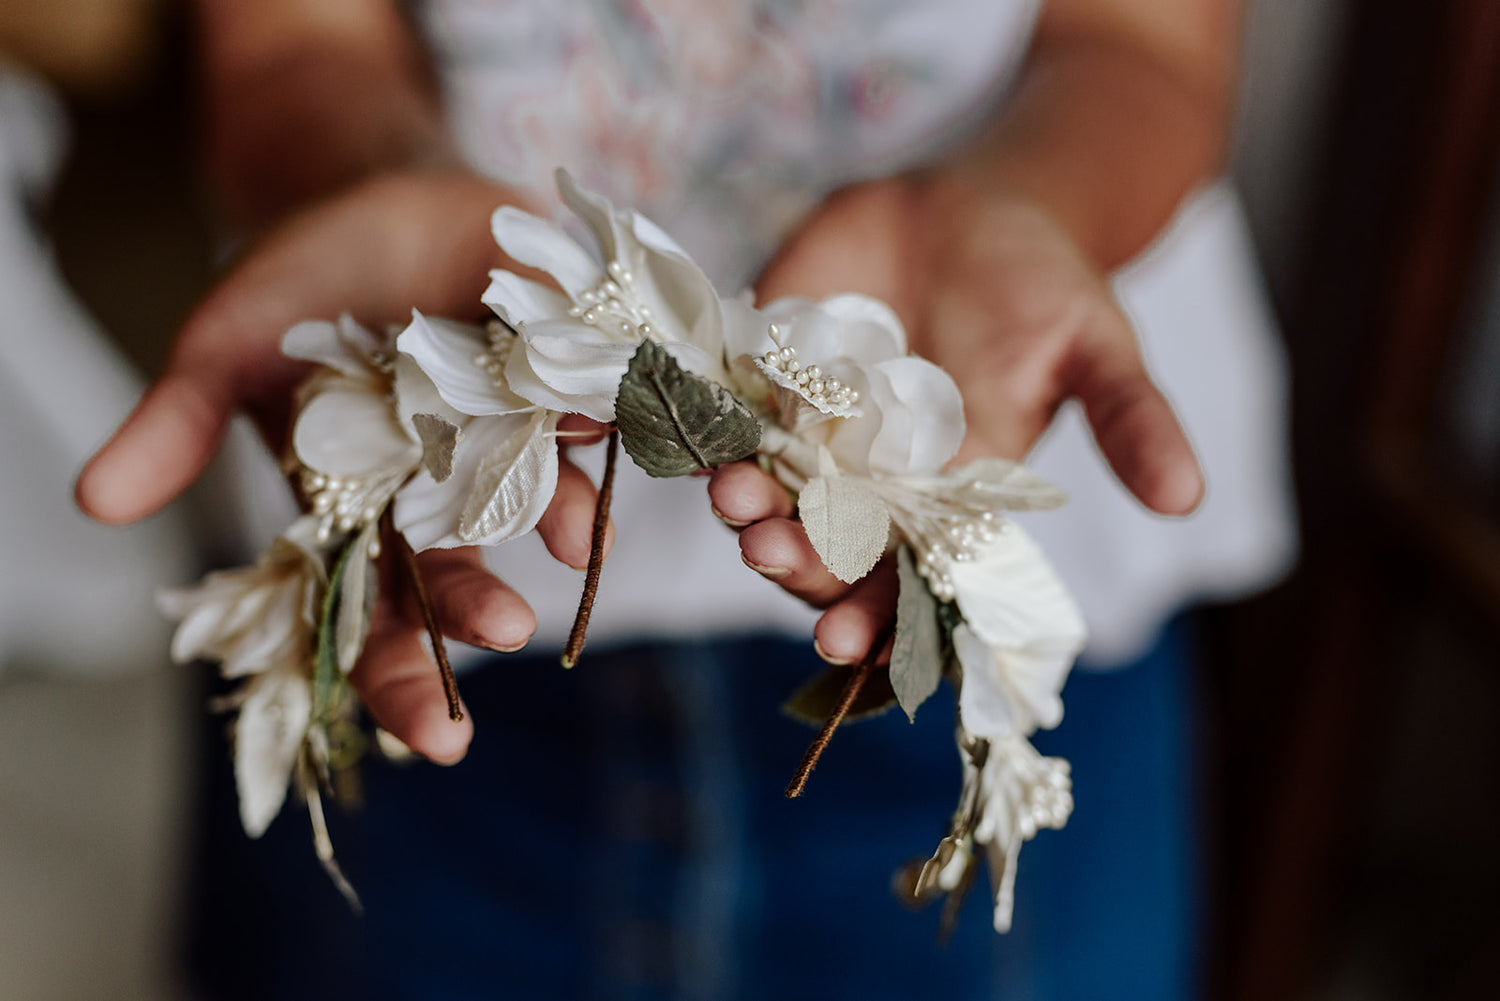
[75,362,242,525]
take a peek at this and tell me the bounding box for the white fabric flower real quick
[285,314,462,540]
[748,293,965,481]
[739,293,1085,727]
[393,312,561,550]
[159,519,328,838]
[158,517,324,678]
[483,170,737,421]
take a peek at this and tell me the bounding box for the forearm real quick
[931,0,1243,270]
[194,0,457,227]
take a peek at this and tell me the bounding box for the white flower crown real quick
[160,170,1088,935]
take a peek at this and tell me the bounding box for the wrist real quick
[204,39,461,229]
[920,32,1230,271]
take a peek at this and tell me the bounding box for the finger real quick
[737,517,852,608]
[707,460,795,528]
[351,618,474,765]
[535,452,612,570]
[76,366,239,525]
[416,546,536,653]
[812,560,899,665]
[1068,338,1204,515]
[555,413,611,448]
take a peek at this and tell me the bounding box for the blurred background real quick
[1,0,1498,998]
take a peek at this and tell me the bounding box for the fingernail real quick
[813,638,854,666]
[741,554,789,578]
[712,505,751,529]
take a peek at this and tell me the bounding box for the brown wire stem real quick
[784,619,896,798]
[561,429,619,669]
[394,525,464,722]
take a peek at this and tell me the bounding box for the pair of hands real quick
[75,165,1201,764]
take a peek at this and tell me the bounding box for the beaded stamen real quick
[754,323,862,418]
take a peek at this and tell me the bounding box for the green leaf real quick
[891,545,944,721]
[314,539,356,726]
[798,474,890,584]
[781,662,898,726]
[615,339,761,477]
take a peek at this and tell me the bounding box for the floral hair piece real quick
[161,170,1088,933]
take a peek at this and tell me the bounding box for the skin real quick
[75,0,1242,762]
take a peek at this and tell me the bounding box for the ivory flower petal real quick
[234,667,313,837]
[954,623,1074,738]
[282,314,389,378]
[949,524,1087,653]
[294,388,420,478]
[490,207,604,300]
[946,525,1086,740]
[396,312,534,418]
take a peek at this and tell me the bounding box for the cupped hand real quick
[712,173,1204,664]
[76,169,605,762]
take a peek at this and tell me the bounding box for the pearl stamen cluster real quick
[981,741,1073,842]
[300,469,399,548]
[755,335,860,414]
[879,483,1006,600]
[473,320,517,388]
[567,260,657,340]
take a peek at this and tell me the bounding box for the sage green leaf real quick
[615,339,760,477]
[798,474,890,584]
[314,540,355,725]
[411,412,462,483]
[334,521,379,675]
[891,545,943,721]
[781,662,897,726]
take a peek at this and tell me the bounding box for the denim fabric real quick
[187,621,1199,1001]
